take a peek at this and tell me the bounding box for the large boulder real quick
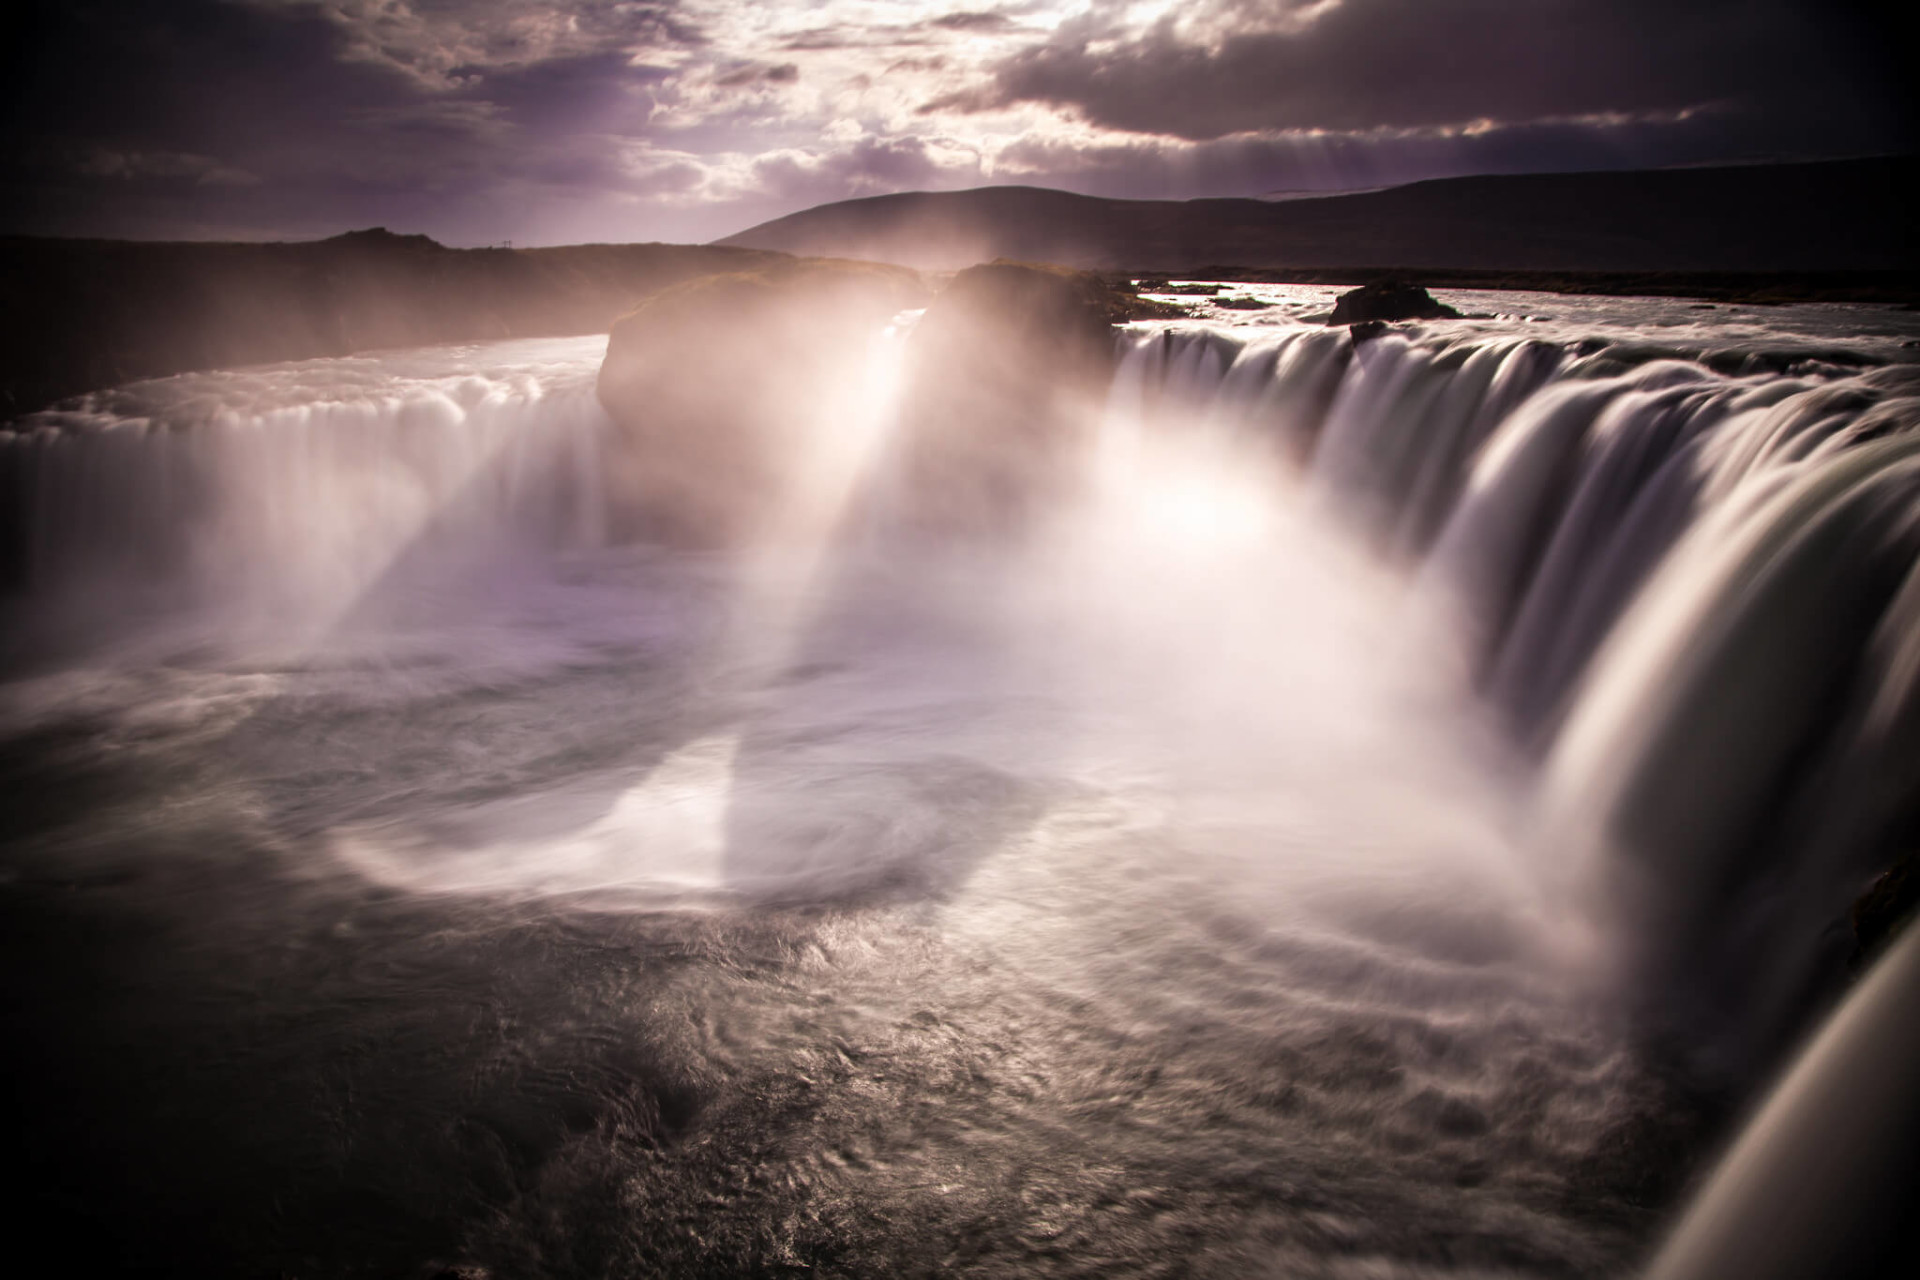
[886,261,1129,535]
[1327,279,1463,325]
[595,259,924,544]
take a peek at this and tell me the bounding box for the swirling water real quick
[2,294,1917,1277]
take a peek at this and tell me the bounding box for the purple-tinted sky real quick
[3,1,1913,246]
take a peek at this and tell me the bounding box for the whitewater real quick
[2,284,1916,1278]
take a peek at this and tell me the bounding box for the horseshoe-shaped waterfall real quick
[3,283,1916,1278]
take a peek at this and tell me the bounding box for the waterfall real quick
[1109,321,1920,1274]
[5,310,1919,1276]
[0,337,614,633]
[6,319,1916,1069]
[1109,324,1920,1075]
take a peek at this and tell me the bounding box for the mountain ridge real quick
[716,158,1919,276]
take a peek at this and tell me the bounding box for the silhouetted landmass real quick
[0,229,789,419]
[12,159,1915,419]
[718,158,1920,293]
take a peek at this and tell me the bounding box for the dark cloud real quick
[943,0,1915,147]
[299,0,705,85]
[462,50,667,131]
[776,24,932,52]
[73,148,261,186]
[715,62,801,88]
[992,105,1843,202]
[0,0,1909,246]
[0,0,696,240]
[776,28,856,52]
[4,1,380,156]
[747,135,976,208]
[931,12,1014,32]
[3,0,406,234]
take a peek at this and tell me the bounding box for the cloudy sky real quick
[3,1,1912,246]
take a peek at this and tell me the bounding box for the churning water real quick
[2,289,1917,1277]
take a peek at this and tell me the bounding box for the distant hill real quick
[0,231,792,418]
[717,158,1919,276]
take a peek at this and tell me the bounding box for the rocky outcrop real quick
[887,261,1124,535]
[594,259,926,545]
[1327,280,1463,326]
[590,258,1176,545]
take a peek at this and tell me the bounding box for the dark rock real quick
[594,259,926,545]
[1327,279,1463,325]
[889,261,1121,534]
[1214,295,1272,310]
[1084,272,1191,321]
[1849,850,1920,973]
[1348,320,1390,343]
[1116,289,1193,320]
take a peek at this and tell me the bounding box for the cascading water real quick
[1,286,1917,1278]
[1107,315,1920,1066]
[1107,306,1920,1277]
[0,337,612,646]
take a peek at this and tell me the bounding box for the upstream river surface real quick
[3,287,1917,1277]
